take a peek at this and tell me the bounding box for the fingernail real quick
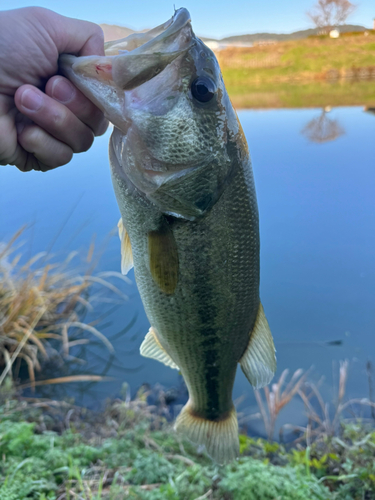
[21,89,43,111]
[52,77,75,103]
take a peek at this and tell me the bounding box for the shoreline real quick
[1,386,374,499]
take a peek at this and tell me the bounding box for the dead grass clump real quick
[254,368,309,441]
[254,360,375,445]
[0,228,119,390]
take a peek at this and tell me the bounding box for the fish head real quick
[60,8,245,218]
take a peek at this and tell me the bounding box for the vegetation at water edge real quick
[218,32,375,108]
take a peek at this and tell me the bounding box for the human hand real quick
[0,7,108,172]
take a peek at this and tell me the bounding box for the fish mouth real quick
[59,8,193,94]
[104,8,192,57]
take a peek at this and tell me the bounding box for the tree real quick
[307,0,357,33]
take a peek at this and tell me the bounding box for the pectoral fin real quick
[140,327,179,370]
[148,224,179,294]
[239,303,276,389]
[118,218,133,275]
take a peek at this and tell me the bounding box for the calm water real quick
[1,106,374,429]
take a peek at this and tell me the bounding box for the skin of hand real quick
[0,7,109,172]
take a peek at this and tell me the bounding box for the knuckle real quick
[87,22,105,46]
[25,6,45,17]
[95,24,105,42]
[50,108,68,130]
[21,125,42,150]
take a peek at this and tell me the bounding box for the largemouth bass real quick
[60,8,276,463]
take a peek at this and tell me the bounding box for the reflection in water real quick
[301,108,345,143]
[364,106,375,116]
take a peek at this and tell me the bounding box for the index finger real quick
[45,76,108,136]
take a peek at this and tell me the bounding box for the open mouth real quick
[60,8,193,92]
[104,8,192,57]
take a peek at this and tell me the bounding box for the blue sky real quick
[5,0,375,39]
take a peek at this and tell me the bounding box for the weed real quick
[0,229,128,391]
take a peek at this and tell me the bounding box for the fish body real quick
[60,8,276,463]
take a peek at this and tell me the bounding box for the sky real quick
[4,0,375,39]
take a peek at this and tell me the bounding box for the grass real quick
[216,32,375,108]
[0,228,128,392]
[0,362,374,499]
[1,226,374,498]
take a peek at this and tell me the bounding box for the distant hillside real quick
[212,25,367,44]
[100,24,136,42]
[100,23,368,44]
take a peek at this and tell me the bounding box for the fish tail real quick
[174,401,239,464]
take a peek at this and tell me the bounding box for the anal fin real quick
[140,327,179,370]
[239,302,276,389]
[118,218,133,275]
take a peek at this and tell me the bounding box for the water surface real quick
[1,106,374,429]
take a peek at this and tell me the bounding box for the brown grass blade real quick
[62,322,114,353]
[0,305,47,386]
[0,226,25,260]
[18,375,114,390]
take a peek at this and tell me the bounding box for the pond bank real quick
[217,33,375,109]
[0,387,374,500]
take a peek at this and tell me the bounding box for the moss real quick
[0,399,374,499]
[219,458,330,500]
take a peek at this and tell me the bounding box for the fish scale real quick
[112,146,259,416]
[60,7,276,464]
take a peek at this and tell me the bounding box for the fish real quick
[60,7,276,464]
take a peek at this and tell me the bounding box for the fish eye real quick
[191,77,215,103]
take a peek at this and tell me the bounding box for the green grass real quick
[0,416,331,500]
[1,393,374,500]
[217,32,375,108]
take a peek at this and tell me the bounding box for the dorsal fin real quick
[117,218,133,275]
[239,302,276,389]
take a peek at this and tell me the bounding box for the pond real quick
[1,106,374,431]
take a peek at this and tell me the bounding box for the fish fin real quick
[239,302,277,389]
[140,327,179,370]
[148,225,179,294]
[118,218,133,275]
[174,403,239,464]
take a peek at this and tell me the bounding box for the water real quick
[1,106,374,429]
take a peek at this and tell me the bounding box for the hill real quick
[216,24,367,44]
[100,23,136,42]
[100,22,368,44]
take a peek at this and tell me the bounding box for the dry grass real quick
[0,228,124,391]
[254,368,309,441]
[254,361,375,445]
[292,360,375,446]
